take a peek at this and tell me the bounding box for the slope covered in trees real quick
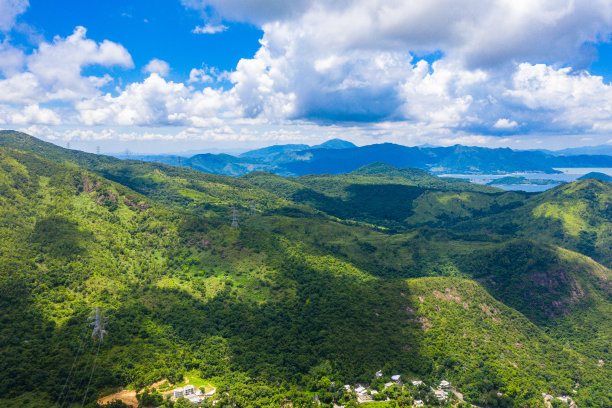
[0,132,610,408]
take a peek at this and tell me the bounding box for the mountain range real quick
[114,139,612,177]
[0,130,610,408]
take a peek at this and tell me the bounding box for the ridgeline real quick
[0,131,610,408]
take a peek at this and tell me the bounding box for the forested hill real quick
[0,132,610,408]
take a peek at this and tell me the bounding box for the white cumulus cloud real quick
[178,0,612,140]
[77,73,234,127]
[0,40,25,76]
[505,63,612,131]
[188,68,213,83]
[186,0,612,68]
[3,103,61,125]
[493,118,519,130]
[0,26,133,104]
[143,58,171,77]
[0,0,29,31]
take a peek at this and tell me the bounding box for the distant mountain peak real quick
[313,139,357,149]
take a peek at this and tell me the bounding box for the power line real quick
[63,339,96,408]
[81,341,102,407]
[57,308,107,408]
[55,322,90,408]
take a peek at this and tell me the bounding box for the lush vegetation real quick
[0,131,610,408]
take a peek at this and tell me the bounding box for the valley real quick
[0,131,609,408]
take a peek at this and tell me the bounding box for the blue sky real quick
[2,0,612,153]
[22,0,262,81]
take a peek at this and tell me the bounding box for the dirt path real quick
[97,389,138,407]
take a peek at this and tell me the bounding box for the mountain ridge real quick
[0,131,610,408]
[5,131,611,178]
[134,141,612,176]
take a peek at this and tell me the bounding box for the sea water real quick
[439,168,612,192]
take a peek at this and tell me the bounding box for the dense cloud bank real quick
[2,0,612,146]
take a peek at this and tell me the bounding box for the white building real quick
[411,380,423,386]
[184,385,195,396]
[173,388,184,399]
[391,375,401,382]
[355,386,367,394]
[375,370,383,378]
[414,400,424,407]
[434,389,448,400]
[439,380,450,389]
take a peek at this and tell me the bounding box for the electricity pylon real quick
[89,307,107,341]
[231,207,239,228]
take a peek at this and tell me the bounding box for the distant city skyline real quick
[2,1,612,152]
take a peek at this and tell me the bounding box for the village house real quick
[375,370,383,378]
[355,385,367,395]
[391,375,401,382]
[413,400,424,407]
[439,380,450,389]
[411,380,423,386]
[434,389,448,400]
[184,385,195,396]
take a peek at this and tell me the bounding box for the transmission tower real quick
[89,307,107,341]
[66,142,71,149]
[231,207,239,228]
[96,146,100,155]
[250,201,256,216]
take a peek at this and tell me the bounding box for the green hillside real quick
[459,179,612,267]
[0,133,610,408]
[241,165,517,230]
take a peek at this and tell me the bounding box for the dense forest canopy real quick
[0,131,610,408]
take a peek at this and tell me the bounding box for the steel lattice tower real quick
[89,307,107,341]
[231,207,239,228]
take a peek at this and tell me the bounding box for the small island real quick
[578,172,612,182]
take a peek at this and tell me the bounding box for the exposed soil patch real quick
[97,389,138,407]
[433,288,470,309]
